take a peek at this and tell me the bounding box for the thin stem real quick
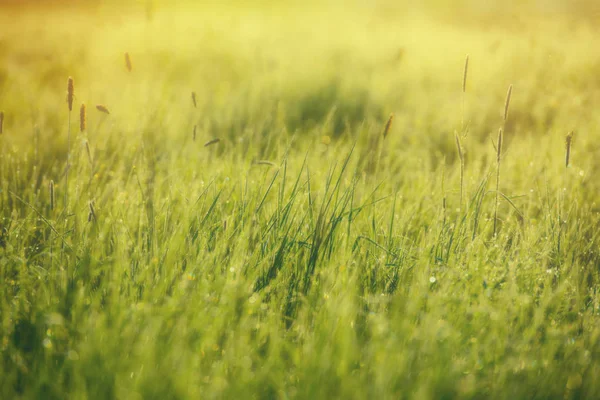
[493,128,503,238]
[65,110,71,211]
[441,157,447,225]
[494,162,500,237]
[455,133,464,212]
[461,81,466,137]
[61,110,71,268]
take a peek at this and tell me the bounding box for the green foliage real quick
[0,2,600,399]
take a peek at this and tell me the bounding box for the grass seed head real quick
[383,113,394,139]
[504,84,513,122]
[497,128,503,163]
[204,138,220,147]
[96,105,110,114]
[67,77,74,111]
[79,104,86,132]
[125,52,132,72]
[566,131,574,167]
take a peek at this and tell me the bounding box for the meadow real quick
[1,1,600,398]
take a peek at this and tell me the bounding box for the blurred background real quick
[1,0,600,17]
[0,0,599,151]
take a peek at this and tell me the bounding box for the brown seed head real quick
[79,104,86,132]
[96,105,110,114]
[504,84,513,122]
[204,138,220,147]
[565,131,574,167]
[125,52,132,72]
[496,128,503,163]
[383,113,394,139]
[0,111,4,134]
[67,77,74,111]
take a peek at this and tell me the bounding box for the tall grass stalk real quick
[66,77,74,210]
[455,132,464,211]
[461,54,469,131]
[456,55,469,212]
[491,85,512,237]
[50,180,55,212]
[493,128,503,237]
[441,157,447,225]
[559,131,574,257]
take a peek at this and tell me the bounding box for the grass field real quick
[1,1,600,398]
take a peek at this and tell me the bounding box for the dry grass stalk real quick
[125,52,132,72]
[0,111,4,134]
[383,113,394,139]
[80,104,86,132]
[193,125,197,141]
[191,92,197,108]
[565,131,574,167]
[204,138,220,147]
[96,105,110,114]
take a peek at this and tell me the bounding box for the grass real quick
[1,1,600,399]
